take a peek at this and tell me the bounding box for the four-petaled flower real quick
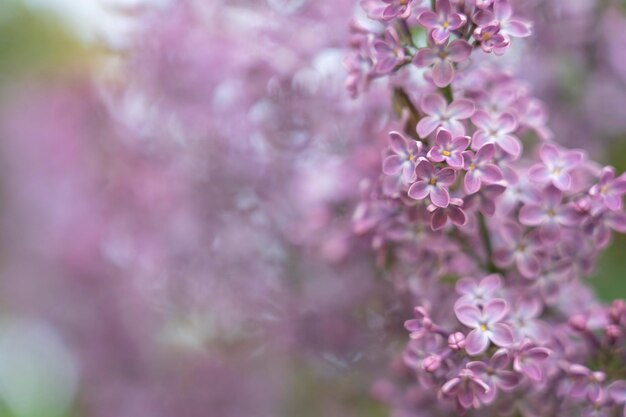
[493,222,543,278]
[473,23,510,55]
[519,185,581,243]
[417,93,475,138]
[408,160,457,207]
[467,349,520,404]
[455,273,502,307]
[462,143,503,194]
[427,128,470,168]
[382,130,424,183]
[414,36,472,88]
[429,198,467,230]
[372,27,407,74]
[590,166,626,211]
[455,298,514,355]
[512,340,550,381]
[473,0,532,42]
[529,143,584,191]
[472,110,521,158]
[417,0,467,44]
[441,368,491,410]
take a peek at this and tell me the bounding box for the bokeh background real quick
[0,0,625,416]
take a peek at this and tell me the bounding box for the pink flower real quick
[361,0,416,20]
[473,0,532,41]
[590,166,626,211]
[455,273,502,307]
[512,341,550,381]
[519,185,581,243]
[441,369,491,410]
[473,23,510,55]
[462,143,503,194]
[429,198,467,230]
[417,0,467,44]
[455,298,514,355]
[471,110,521,158]
[382,131,424,183]
[416,93,475,138]
[408,160,457,208]
[414,36,472,87]
[467,349,520,404]
[427,128,470,168]
[372,27,407,74]
[493,222,543,278]
[529,143,584,191]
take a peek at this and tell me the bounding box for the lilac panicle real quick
[348,0,626,415]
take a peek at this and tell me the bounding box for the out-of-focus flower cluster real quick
[0,0,626,416]
[349,0,626,415]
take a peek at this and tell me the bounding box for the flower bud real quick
[448,332,466,350]
[606,324,621,344]
[569,314,587,331]
[422,355,442,372]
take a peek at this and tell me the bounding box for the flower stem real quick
[478,213,501,274]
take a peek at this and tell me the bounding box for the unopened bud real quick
[448,332,466,350]
[423,355,442,372]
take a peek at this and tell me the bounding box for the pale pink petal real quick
[430,186,450,207]
[448,99,475,119]
[414,48,439,67]
[382,155,404,175]
[447,39,472,62]
[416,116,441,138]
[421,93,447,116]
[519,205,545,226]
[437,167,457,185]
[465,329,490,355]
[484,299,509,322]
[431,209,448,230]
[408,181,430,200]
[489,323,514,346]
[456,304,482,327]
[417,11,440,29]
[431,59,455,87]
[388,131,408,154]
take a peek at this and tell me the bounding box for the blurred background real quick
[0,0,625,416]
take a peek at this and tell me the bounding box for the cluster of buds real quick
[349,0,626,415]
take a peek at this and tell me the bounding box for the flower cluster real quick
[351,0,626,415]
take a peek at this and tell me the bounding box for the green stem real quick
[478,213,502,274]
[441,84,454,102]
[392,87,421,138]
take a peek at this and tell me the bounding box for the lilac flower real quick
[493,222,543,278]
[473,0,533,41]
[568,364,606,402]
[519,185,581,243]
[473,23,510,55]
[414,36,472,88]
[361,0,415,20]
[441,368,491,410]
[427,128,469,168]
[404,306,435,339]
[513,341,550,381]
[382,131,424,183]
[455,273,502,306]
[464,184,506,216]
[590,166,626,211]
[455,299,514,355]
[416,0,467,44]
[416,93,475,138]
[407,160,456,207]
[462,144,503,194]
[372,27,407,74]
[472,110,522,158]
[507,297,549,342]
[429,198,467,230]
[529,143,584,191]
[467,349,520,404]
